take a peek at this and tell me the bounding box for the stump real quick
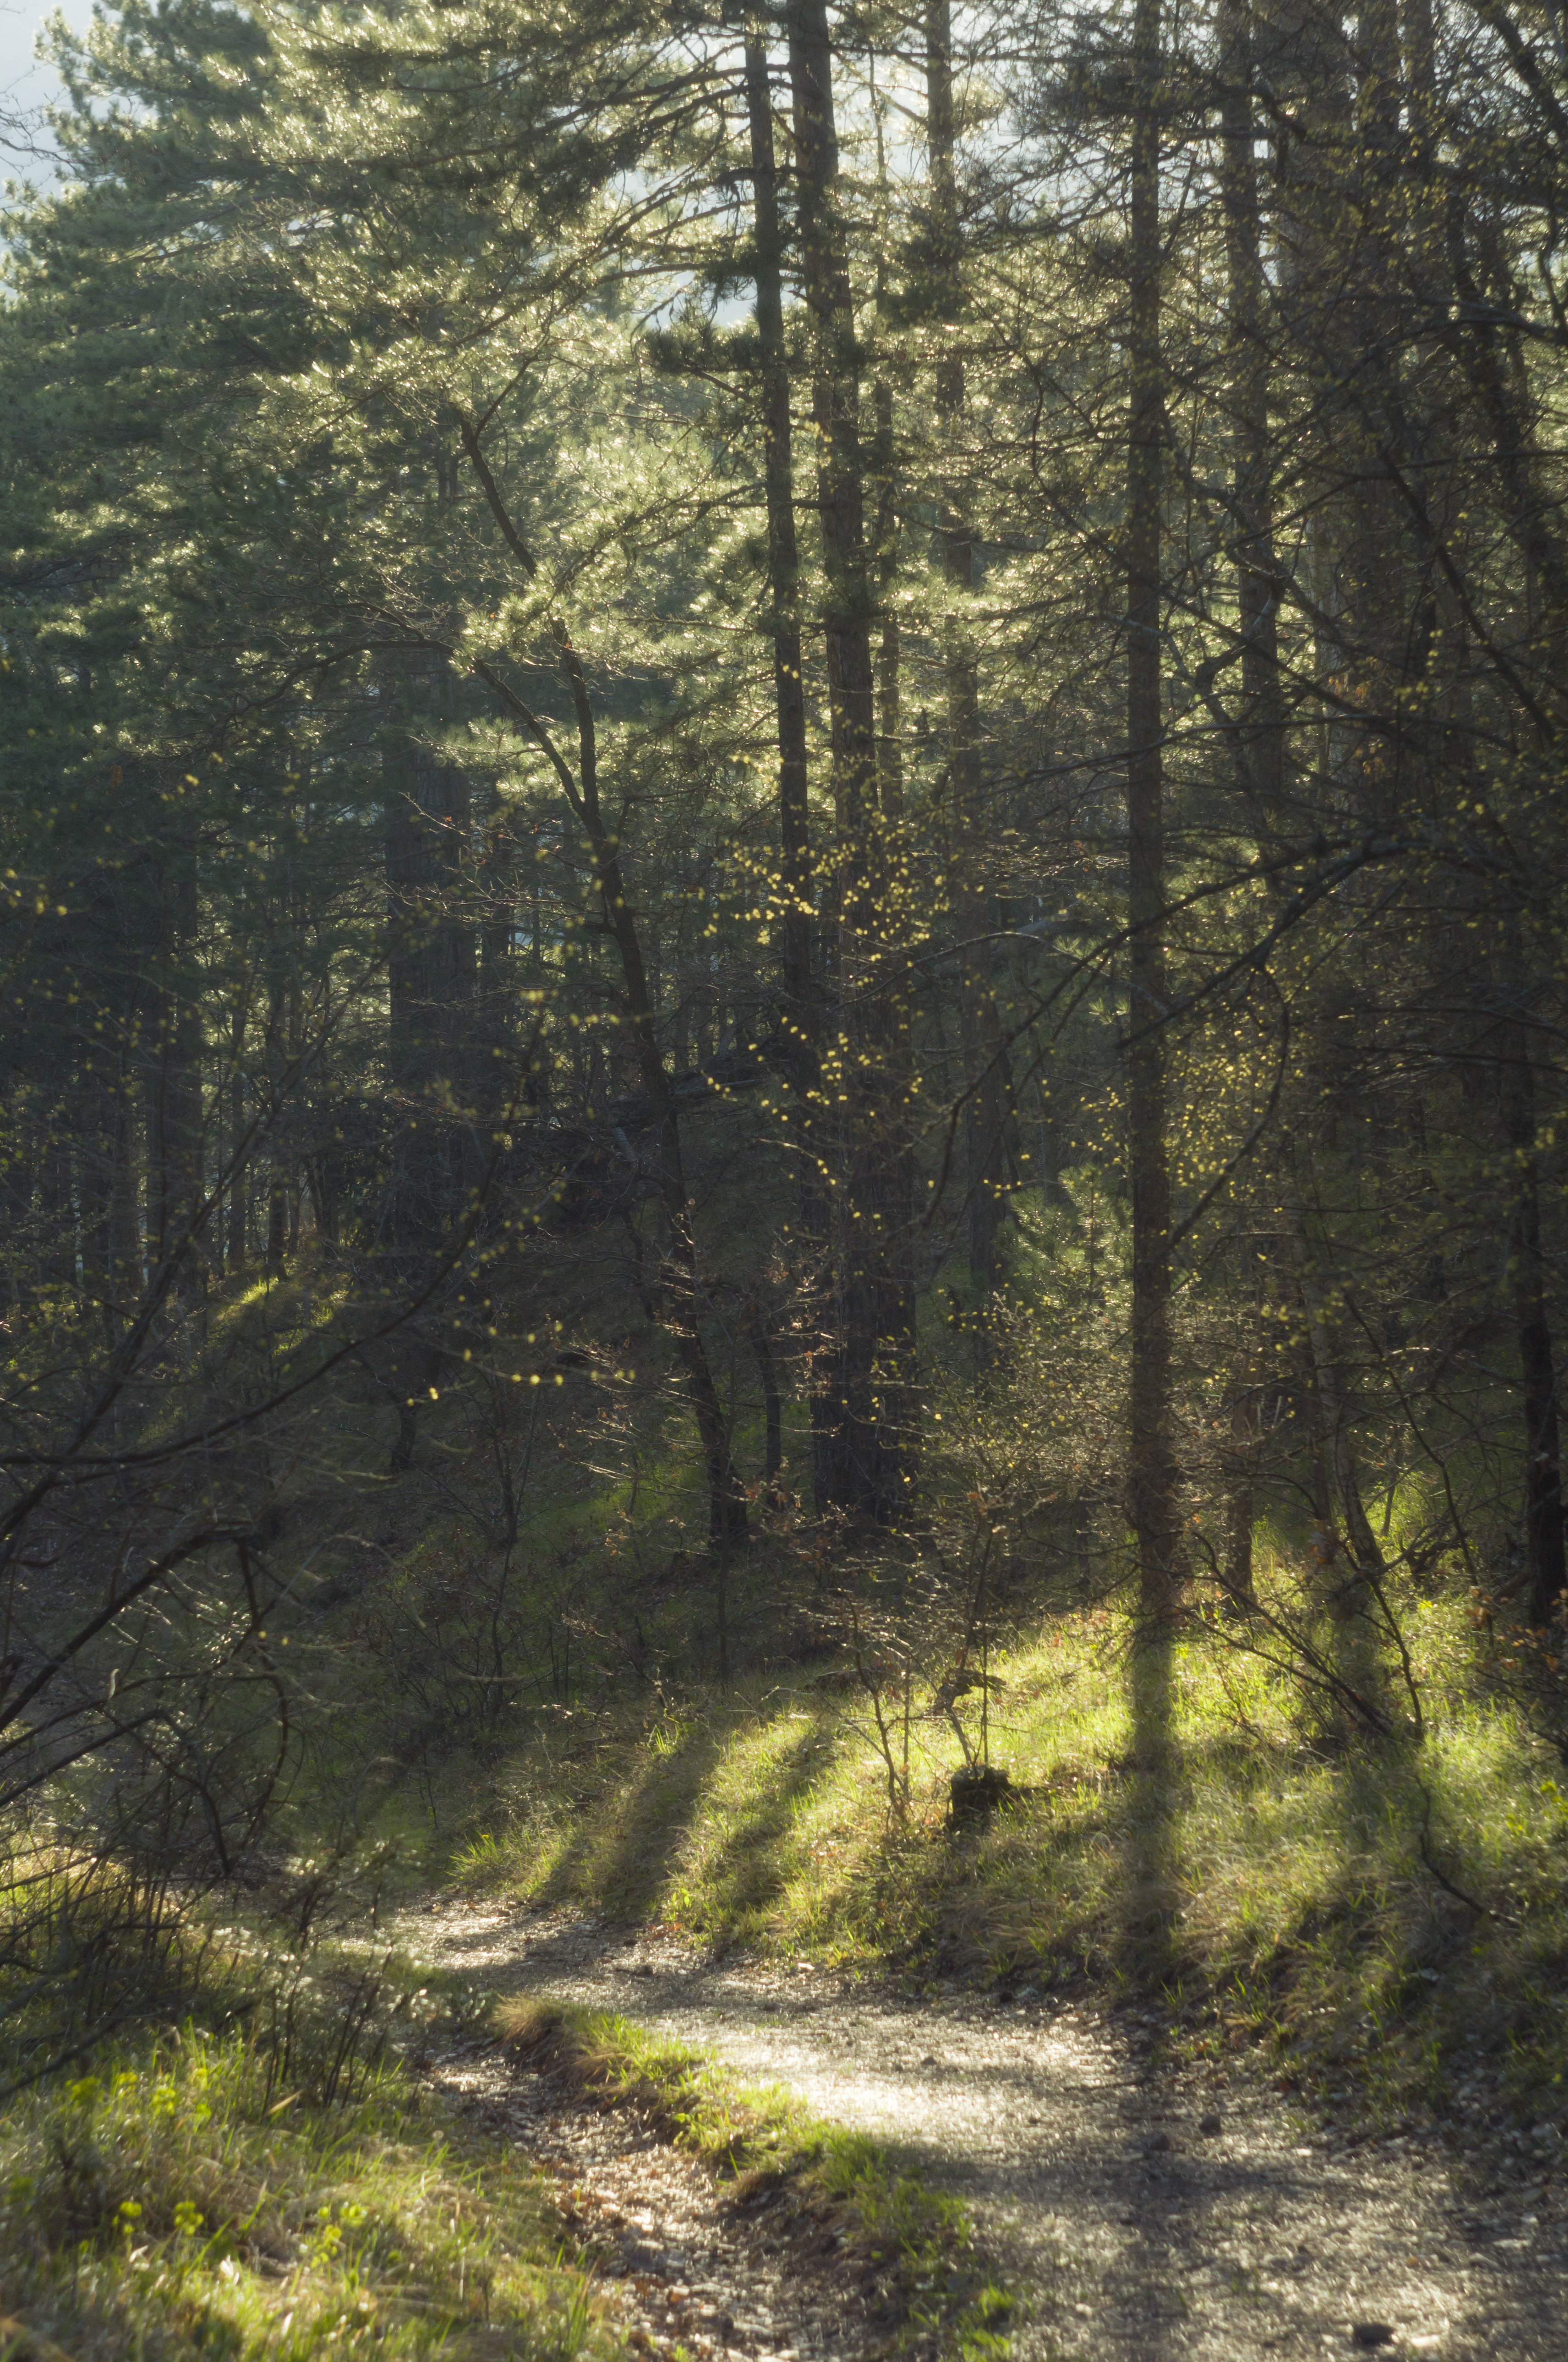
[948,1764,1011,1827]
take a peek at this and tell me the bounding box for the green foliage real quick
[6,0,1568,2279]
[462,1591,1568,2121]
[0,2026,613,2361]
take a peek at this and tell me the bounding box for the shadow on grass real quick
[516,1696,841,1944]
[675,1717,830,1939]
[529,1719,726,1922]
[1122,1626,1179,1988]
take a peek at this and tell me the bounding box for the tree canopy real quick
[5,0,1568,1892]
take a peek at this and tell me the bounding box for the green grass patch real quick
[0,2026,614,2362]
[461,1591,1568,2130]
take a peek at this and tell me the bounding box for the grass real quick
[0,1849,618,2362]
[0,1841,1008,2360]
[457,1585,1568,2133]
[0,2027,613,2362]
[492,1998,1013,2359]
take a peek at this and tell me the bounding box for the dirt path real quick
[425,2043,894,2362]
[398,1900,1567,2360]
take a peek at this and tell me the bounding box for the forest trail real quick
[397,1900,1567,2360]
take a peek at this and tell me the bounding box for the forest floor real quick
[396,1896,1568,2362]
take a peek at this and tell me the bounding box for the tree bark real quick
[384,672,479,1260]
[926,0,1011,1307]
[1281,1149,1385,1593]
[746,1299,784,1487]
[788,0,915,1522]
[1495,1001,1566,1627]
[744,24,815,1075]
[146,854,205,1297]
[744,20,831,1501]
[553,637,749,1548]
[226,995,248,1276]
[871,377,903,825]
[1217,0,1285,824]
[476,780,520,1123]
[1126,0,1180,1620]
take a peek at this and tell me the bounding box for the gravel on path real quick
[397,1898,1568,2361]
[426,2043,896,2362]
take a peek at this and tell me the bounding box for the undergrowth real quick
[0,1848,617,2362]
[0,1838,1006,2360]
[0,2027,611,2362]
[458,1588,1568,2132]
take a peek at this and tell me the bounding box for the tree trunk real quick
[36,1124,74,1297]
[1126,0,1180,1620]
[109,1059,143,1309]
[1222,1383,1258,1606]
[384,666,479,1260]
[788,0,915,1522]
[476,780,520,1123]
[146,856,205,1296]
[226,998,248,1276]
[1345,0,1410,822]
[1217,0,1285,825]
[744,20,831,1504]
[1282,1147,1385,1591]
[1495,1002,1566,1626]
[458,428,749,1550]
[556,645,748,1549]
[746,1300,783,1487]
[871,378,903,824]
[926,0,1011,1308]
[744,24,815,1074]
[263,960,291,1278]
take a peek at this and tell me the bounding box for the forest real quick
[2,0,1568,2350]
